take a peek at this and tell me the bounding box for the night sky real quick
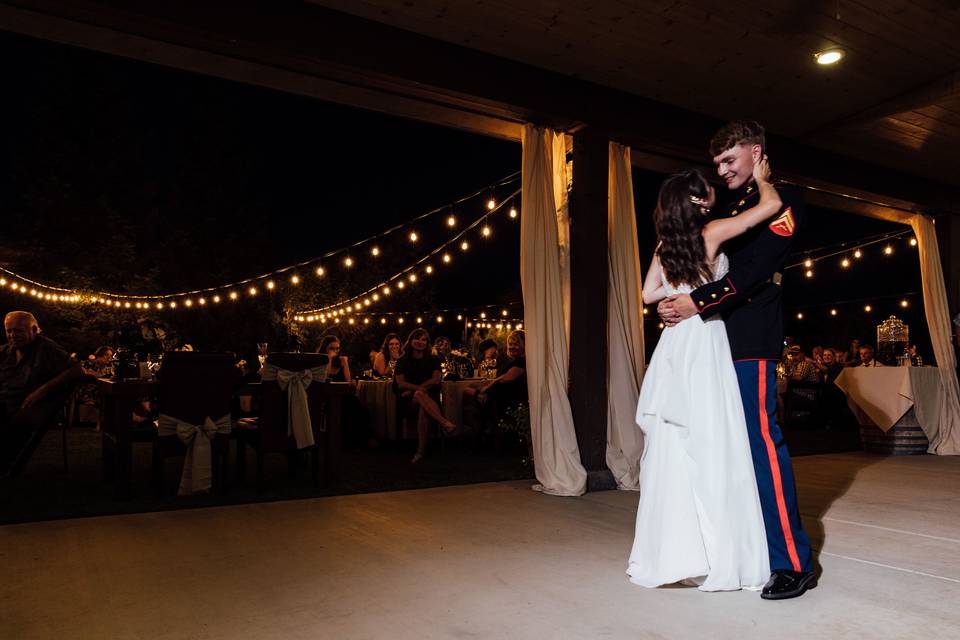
[1,31,928,363]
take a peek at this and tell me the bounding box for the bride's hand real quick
[753,154,772,184]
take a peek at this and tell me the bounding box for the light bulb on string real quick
[901,300,909,308]
[487,196,496,210]
[372,293,380,301]
[805,269,813,278]
[291,275,300,285]
[456,314,463,321]
[371,246,380,257]
[804,258,813,268]
[481,225,492,238]
[841,257,850,268]
[864,305,872,312]
[884,245,893,255]
[364,299,371,306]
[248,287,258,296]
[266,281,275,291]
[447,214,457,227]
[344,257,354,268]
[460,241,469,251]
[381,318,387,325]
[909,238,917,247]
[348,318,355,325]
[198,297,206,305]
[425,265,433,275]
[830,309,838,316]
[480,312,487,319]
[157,302,164,310]
[436,316,443,323]
[416,317,423,324]
[796,312,804,320]
[501,310,508,317]
[509,206,518,219]
[397,281,405,290]
[316,266,325,277]
[466,322,473,328]
[383,287,391,296]
[213,295,221,303]
[409,273,417,283]
[169,301,177,309]
[853,249,862,259]
[442,253,452,264]
[516,323,522,330]
[658,322,665,330]
[185,299,193,308]
[409,231,419,243]
[229,292,238,301]
[398,317,405,325]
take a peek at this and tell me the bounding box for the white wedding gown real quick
[626,254,770,592]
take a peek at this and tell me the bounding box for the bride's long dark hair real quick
[654,169,714,288]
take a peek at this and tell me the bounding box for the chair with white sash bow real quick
[234,353,334,487]
[152,352,237,495]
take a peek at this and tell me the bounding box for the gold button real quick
[698,301,705,306]
[731,210,739,216]
[723,287,730,292]
[711,293,717,298]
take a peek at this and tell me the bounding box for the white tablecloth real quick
[441,379,485,431]
[834,367,942,440]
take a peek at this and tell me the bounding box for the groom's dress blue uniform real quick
[691,181,814,574]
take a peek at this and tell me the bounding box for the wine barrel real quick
[858,408,929,455]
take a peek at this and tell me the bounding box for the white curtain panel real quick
[520,124,587,496]
[909,215,960,454]
[605,142,646,490]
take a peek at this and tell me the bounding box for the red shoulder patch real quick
[769,207,796,237]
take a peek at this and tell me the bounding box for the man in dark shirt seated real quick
[1,311,83,477]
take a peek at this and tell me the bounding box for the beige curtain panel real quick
[605,142,646,490]
[520,124,587,496]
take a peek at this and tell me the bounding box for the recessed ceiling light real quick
[814,48,845,65]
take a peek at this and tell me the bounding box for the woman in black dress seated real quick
[474,330,527,417]
[394,328,456,463]
[318,334,376,448]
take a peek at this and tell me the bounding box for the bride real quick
[626,158,781,592]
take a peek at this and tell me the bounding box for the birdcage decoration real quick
[876,316,909,366]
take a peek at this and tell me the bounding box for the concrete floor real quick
[2,452,958,640]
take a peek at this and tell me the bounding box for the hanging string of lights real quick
[785,228,915,278]
[0,172,521,310]
[295,303,523,329]
[294,190,520,319]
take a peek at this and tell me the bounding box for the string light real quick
[864,305,872,312]
[854,249,862,258]
[425,265,433,274]
[460,241,469,251]
[901,300,909,307]
[316,266,325,277]
[884,245,893,255]
[909,238,917,247]
[487,197,496,210]
[442,253,452,263]
[371,246,380,257]
[796,312,804,320]
[804,258,813,268]
[457,314,463,321]
[509,206,518,219]
[266,280,275,290]
[805,269,813,278]
[291,275,300,285]
[447,215,457,227]
[229,292,238,301]
[381,318,387,325]
[416,317,423,324]
[408,273,417,283]
[409,231,419,243]
[248,287,257,296]
[830,309,838,316]
[841,258,850,268]
[344,257,354,268]
[213,295,221,303]
[198,297,206,305]
[436,316,443,323]
[481,225,492,237]
[396,281,405,290]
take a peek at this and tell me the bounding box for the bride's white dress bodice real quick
[661,253,729,296]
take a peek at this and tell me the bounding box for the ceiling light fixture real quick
[814,48,845,65]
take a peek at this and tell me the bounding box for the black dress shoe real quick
[761,570,818,600]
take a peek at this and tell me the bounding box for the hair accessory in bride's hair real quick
[689,194,709,208]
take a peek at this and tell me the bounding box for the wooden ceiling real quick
[309,0,960,187]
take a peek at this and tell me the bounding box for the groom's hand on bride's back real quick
[658,294,697,326]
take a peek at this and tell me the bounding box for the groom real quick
[659,120,816,600]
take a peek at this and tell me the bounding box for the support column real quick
[935,214,959,318]
[568,127,613,490]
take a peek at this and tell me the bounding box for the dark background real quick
[0,31,928,364]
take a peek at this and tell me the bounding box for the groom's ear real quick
[750,143,763,163]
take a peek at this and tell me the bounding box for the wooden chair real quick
[234,353,336,487]
[152,352,237,494]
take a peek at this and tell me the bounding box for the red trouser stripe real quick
[757,360,802,572]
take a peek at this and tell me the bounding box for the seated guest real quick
[478,330,527,415]
[318,334,353,384]
[786,345,819,383]
[77,345,115,427]
[372,333,401,377]
[858,344,884,367]
[318,335,375,449]
[476,338,499,377]
[394,328,455,464]
[820,348,844,384]
[908,344,923,366]
[846,338,862,367]
[1,311,84,477]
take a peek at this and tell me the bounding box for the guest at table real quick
[858,344,884,367]
[476,338,499,378]
[786,345,819,383]
[318,334,353,385]
[394,328,455,464]
[478,330,527,416]
[820,348,844,384]
[907,344,923,367]
[846,338,862,367]
[318,335,375,449]
[373,333,401,378]
[76,346,115,427]
[1,311,84,477]
[433,335,473,380]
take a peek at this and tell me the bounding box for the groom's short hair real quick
[710,120,765,157]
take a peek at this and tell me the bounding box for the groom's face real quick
[712,143,761,190]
